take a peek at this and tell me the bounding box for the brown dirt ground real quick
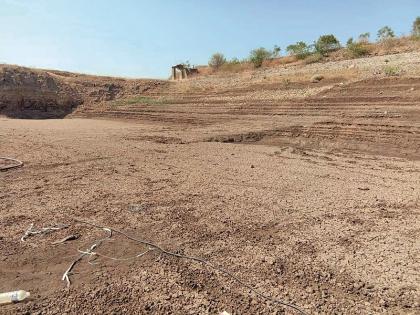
[0,72,419,315]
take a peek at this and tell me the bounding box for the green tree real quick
[315,34,340,55]
[272,45,281,58]
[377,26,395,41]
[182,60,191,68]
[249,47,273,68]
[358,32,370,43]
[228,57,241,65]
[208,53,226,70]
[413,17,420,37]
[347,36,370,57]
[347,42,369,58]
[286,41,312,59]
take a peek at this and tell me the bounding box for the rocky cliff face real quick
[0,66,81,118]
[0,65,167,118]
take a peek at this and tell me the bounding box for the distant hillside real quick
[1,41,420,120]
[198,37,420,75]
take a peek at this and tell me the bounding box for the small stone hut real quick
[171,64,198,80]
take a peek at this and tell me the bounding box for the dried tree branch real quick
[21,223,69,242]
[72,218,308,315]
[62,228,112,287]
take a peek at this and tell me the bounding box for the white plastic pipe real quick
[0,290,30,304]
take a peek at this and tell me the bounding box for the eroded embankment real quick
[204,77,420,159]
[0,65,167,118]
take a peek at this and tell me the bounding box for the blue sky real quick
[0,0,418,78]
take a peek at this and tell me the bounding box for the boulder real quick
[311,75,324,83]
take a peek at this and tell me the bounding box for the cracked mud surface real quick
[1,75,419,314]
